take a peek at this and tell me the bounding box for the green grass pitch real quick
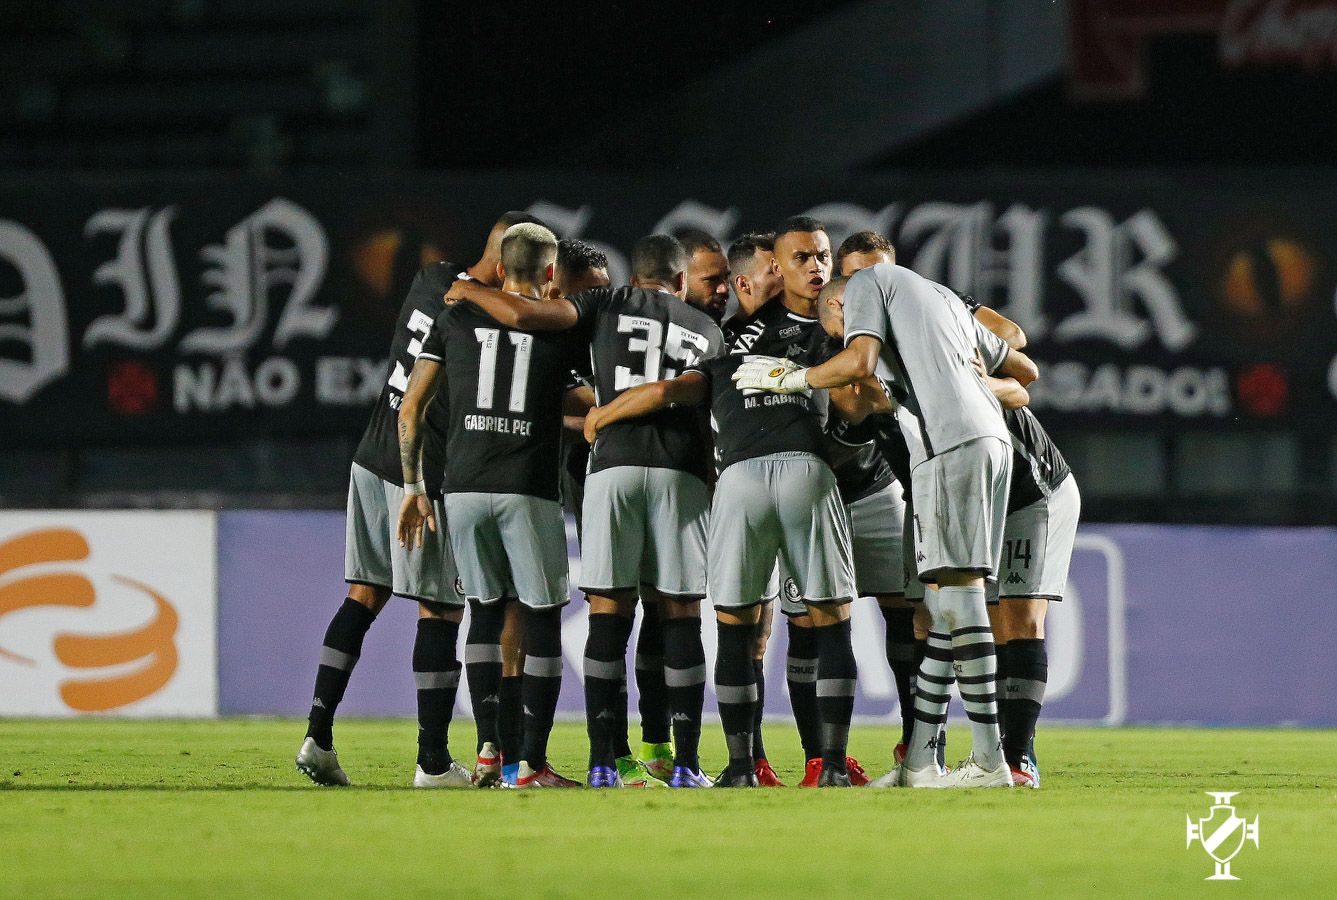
[2,719,1332,898]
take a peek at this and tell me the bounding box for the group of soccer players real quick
[295,208,1080,790]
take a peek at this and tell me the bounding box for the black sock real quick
[464,600,504,755]
[880,606,918,748]
[663,617,705,772]
[520,606,564,770]
[613,615,634,759]
[815,619,857,771]
[1002,638,1047,767]
[751,658,767,761]
[413,617,461,774]
[584,613,631,769]
[635,606,671,745]
[306,598,376,751]
[715,621,756,776]
[499,675,523,764]
[785,619,821,762]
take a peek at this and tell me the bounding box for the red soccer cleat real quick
[513,761,583,788]
[845,756,869,786]
[798,757,822,787]
[893,742,907,766]
[755,759,785,787]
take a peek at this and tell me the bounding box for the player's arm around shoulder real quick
[583,371,708,444]
[444,279,580,331]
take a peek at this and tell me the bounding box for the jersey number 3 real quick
[613,315,709,390]
[474,327,532,413]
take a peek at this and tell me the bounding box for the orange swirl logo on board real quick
[0,528,179,712]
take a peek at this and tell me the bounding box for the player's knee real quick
[418,599,463,622]
[587,590,636,618]
[1001,598,1046,639]
[804,600,850,627]
[347,582,391,614]
[716,605,762,627]
[658,596,702,620]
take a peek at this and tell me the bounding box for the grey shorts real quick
[990,473,1081,603]
[848,482,907,597]
[910,436,1011,581]
[764,561,806,618]
[579,465,709,599]
[708,452,856,611]
[344,463,463,606]
[443,492,570,609]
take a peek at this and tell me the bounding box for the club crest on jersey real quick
[783,577,801,601]
[1186,792,1260,881]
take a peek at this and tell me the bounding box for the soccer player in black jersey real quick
[397,223,584,789]
[295,210,541,789]
[722,232,782,339]
[586,336,875,788]
[446,234,724,788]
[554,239,610,535]
[678,228,731,323]
[721,217,878,786]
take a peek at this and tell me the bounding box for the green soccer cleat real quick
[616,755,668,788]
[638,742,675,781]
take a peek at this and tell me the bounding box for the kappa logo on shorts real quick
[1004,571,1024,585]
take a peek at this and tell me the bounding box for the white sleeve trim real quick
[844,329,884,346]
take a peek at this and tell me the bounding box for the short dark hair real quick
[817,275,851,324]
[496,210,547,230]
[630,234,688,282]
[675,228,722,257]
[774,216,826,241]
[727,231,775,270]
[556,238,608,277]
[835,230,895,267]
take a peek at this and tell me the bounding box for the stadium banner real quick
[3,170,1335,447]
[0,510,217,717]
[215,511,1337,726]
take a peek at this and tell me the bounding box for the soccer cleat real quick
[868,769,899,789]
[754,759,784,787]
[1016,751,1040,789]
[616,755,668,788]
[668,766,714,788]
[845,756,870,787]
[296,737,350,786]
[893,742,907,766]
[712,768,759,787]
[1025,742,1041,787]
[473,741,501,788]
[797,757,823,787]
[413,761,472,788]
[817,766,851,787]
[895,761,950,788]
[638,742,675,781]
[512,761,583,788]
[939,755,1013,789]
[1010,766,1037,789]
[587,766,622,788]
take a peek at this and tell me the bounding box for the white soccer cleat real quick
[473,741,501,788]
[413,761,473,788]
[296,737,350,787]
[894,761,950,788]
[940,755,1013,789]
[868,770,900,788]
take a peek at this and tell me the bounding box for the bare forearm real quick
[397,360,440,486]
[450,281,575,330]
[976,306,1027,350]
[986,376,1029,409]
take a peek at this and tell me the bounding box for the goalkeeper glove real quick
[731,356,811,394]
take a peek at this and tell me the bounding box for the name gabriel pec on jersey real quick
[463,414,533,436]
[465,414,532,435]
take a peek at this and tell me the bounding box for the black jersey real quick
[815,335,895,505]
[691,353,829,474]
[352,261,457,493]
[1005,407,1072,512]
[726,297,826,364]
[568,286,724,483]
[421,301,582,501]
